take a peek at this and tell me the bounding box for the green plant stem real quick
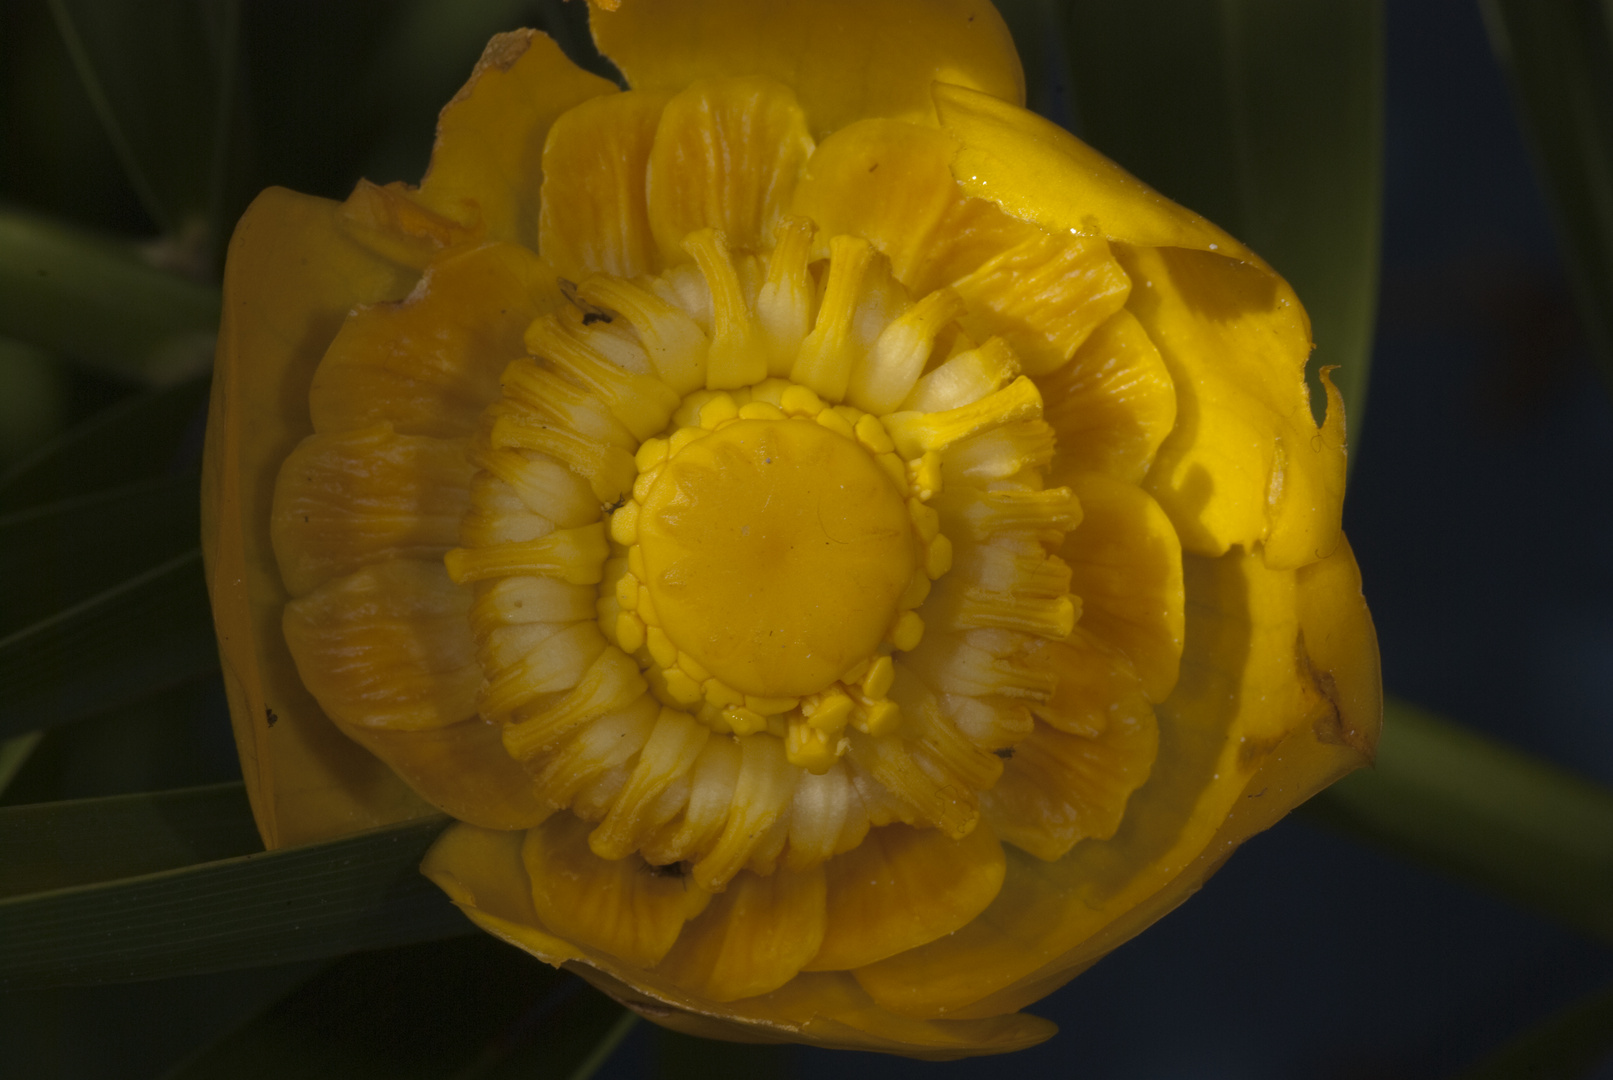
[0,207,218,383]
[1303,697,1613,943]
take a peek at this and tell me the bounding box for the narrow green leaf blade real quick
[1303,698,1613,943]
[1482,0,1613,396]
[0,783,259,898]
[0,815,466,990]
[1064,0,1384,439]
[0,472,200,638]
[0,207,218,383]
[0,549,218,740]
[0,375,209,514]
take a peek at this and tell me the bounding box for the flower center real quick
[636,416,914,699]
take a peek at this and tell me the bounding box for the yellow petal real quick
[849,543,1378,1019]
[980,708,1159,862]
[1040,308,1176,485]
[422,823,1053,1058]
[647,77,814,264]
[932,82,1256,261]
[806,822,1005,971]
[653,864,827,1002]
[525,814,711,967]
[1057,472,1184,702]
[1119,244,1344,567]
[592,0,1024,138]
[310,242,561,439]
[270,426,472,597]
[539,90,667,282]
[345,715,549,830]
[338,179,479,271]
[282,559,478,732]
[416,30,618,246]
[204,186,434,848]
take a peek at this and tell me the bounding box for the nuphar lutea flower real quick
[202,0,1381,1058]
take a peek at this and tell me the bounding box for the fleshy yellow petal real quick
[422,823,1054,1058]
[270,426,472,597]
[310,242,562,439]
[646,77,814,263]
[526,814,711,967]
[538,90,668,282]
[348,716,549,830]
[932,82,1255,262]
[654,864,827,1002]
[1056,471,1184,702]
[416,30,619,246]
[1040,308,1176,485]
[282,559,478,732]
[203,186,438,848]
[848,543,1378,1019]
[1119,244,1344,568]
[806,822,1006,971]
[592,0,1024,138]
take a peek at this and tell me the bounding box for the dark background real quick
[1,0,1609,1076]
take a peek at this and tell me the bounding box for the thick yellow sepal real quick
[203,187,441,849]
[591,0,1024,138]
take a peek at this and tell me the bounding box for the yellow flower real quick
[202,0,1381,1059]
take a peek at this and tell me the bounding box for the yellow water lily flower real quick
[201,0,1381,1059]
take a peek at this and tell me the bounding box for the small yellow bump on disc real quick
[747,379,791,407]
[833,404,864,429]
[780,385,823,417]
[815,407,855,439]
[703,678,744,708]
[632,468,660,503]
[862,655,894,700]
[745,694,799,716]
[663,668,704,705]
[855,414,895,455]
[610,503,639,545]
[891,611,925,652]
[646,626,678,669]
[616,612,647,653]
[678,651,711,682]
[669,427,707,455]
[615,573,639,610]
[805,688,853,733]
[699,393,738,429]
[724,706,768,736]
[738,400,787,422]
[898,570,931,610]
[840,657,871,684]
[925,535,953,579]
[910,451,942,500]
[875,452,907,492]
[635,438,669,472]
[908,499,940,543]
[786,718,841,773]
[628,545,647,582]
[637,585,660,625]
[856,698,902,737]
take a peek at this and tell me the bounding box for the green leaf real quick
[47,0,241,244]
[0,374,209,514]
[1303,698,1613,943]
[0,783,259,898]
[1063,0,1383,440]
[161,937,634,1080]
[0,548,217,741]
[1456,982,1613,1079]
[0,813,467,990]
[0,472,200,639]
[0,206,219,383]
[0,733,44,800]
[0,338,71,466]
[1481,0,1613,396]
